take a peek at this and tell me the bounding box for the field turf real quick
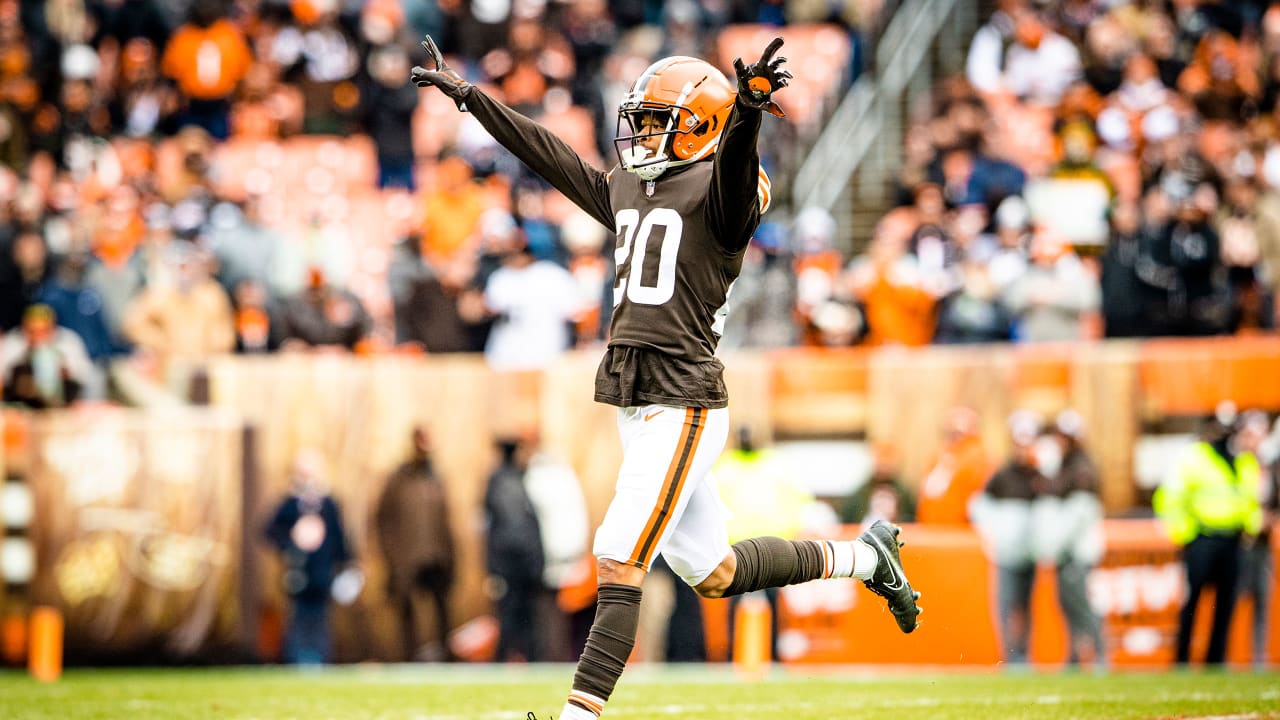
[1,664,1278,720]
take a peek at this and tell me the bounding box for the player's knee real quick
[596,557,646,587]
[693,578,727,599]
[693,555,736,598]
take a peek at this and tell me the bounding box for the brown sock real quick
[722,536,826,597]
[567,583,643,715]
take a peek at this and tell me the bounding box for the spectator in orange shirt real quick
[420,153,487,268]
[917,406,993,526]
[847,210,939,346]
[161,1,253,139]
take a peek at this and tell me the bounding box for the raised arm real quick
[708,38,791,252]
[411,36,613,228]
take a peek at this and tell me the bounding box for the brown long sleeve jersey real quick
[462,87,771,409]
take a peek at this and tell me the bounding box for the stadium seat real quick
[539,104,601,168]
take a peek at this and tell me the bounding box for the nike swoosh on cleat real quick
[871,535,906,590]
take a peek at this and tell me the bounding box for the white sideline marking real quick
[1177,715,1263,720]
[407,700,1274,720]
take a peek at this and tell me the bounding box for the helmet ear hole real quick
[692,120,710,137]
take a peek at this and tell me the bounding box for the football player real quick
[413,36,922,719]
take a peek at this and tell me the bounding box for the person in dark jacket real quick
[484,436,545,662]
[361,45,420,190]
[265,449,354,665]
[37,251,121,363]
[376,427,456,661]
[971,410,1045,665]
[388,236,475,353]
[1100,201,1158,338]
[0,230,51,333]
[279,267,372,351]
[840,442,917,525]
[1044,410,1106,667]
[1241,411,1278,668]
[1142,181,1232,336]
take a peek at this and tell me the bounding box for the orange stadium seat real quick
[539,104,601,168]
[211,138,279,199]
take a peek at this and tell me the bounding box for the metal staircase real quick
[790,0,981,252]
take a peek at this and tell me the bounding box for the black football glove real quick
[410,35,472,111]
[733,37,792,118]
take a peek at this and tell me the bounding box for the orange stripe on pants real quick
[629,408,705,569]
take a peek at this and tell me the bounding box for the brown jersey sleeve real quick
[462,87,613,228]
[706,99,764,253]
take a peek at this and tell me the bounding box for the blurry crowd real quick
[733,0,1280,348]
[13,0,1280,411]
[0,0,870,408]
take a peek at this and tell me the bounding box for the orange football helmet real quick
[615,56,735,181]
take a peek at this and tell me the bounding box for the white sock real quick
[561,691,605,719]
[851,539,878,580]
[559,705,598,720]
[815,539,860,579]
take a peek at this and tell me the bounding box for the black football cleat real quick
[858,520,922,634]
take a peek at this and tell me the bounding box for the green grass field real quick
[1,664,1278,720]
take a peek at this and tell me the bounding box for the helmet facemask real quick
[616,97,713,181]
[616,104,677,181]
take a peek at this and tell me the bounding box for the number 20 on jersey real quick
[614,208,684,307]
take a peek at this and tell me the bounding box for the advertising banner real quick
[21,408,243,660]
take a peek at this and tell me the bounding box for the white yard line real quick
[1173,715,1264,720]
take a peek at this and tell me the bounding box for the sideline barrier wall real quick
[3,336,1279,663]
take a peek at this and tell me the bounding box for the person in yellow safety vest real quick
[716,429,815,545]
[714,426,816,661]
[1154,403,1265,666]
